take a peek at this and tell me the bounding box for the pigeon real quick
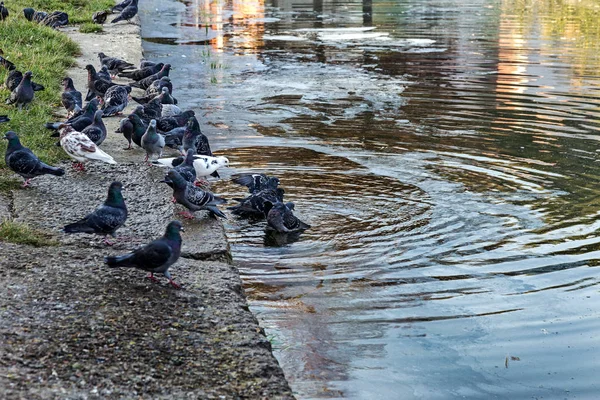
[156,86,176,105]
[161,104,182,118]
[142,95,162,120]
[116,117,134,149]
[141,119,164,162]
[92,10,110,24]
[98,52,135,77]
[162,170,227,219]
[5,70,44,92]
[111,0,138,24]
[4,131,65,187]
[84,64,116,101]
[139,59,158,69]
[182,117,212,157]
[141,76,173,100]
[0,115,9,123]
[157,109,194,133]
[47,98,99,132]
[59,124,117,170]
[61,77,83,117]
[104,220,184,288]
[153,155,228,179]
[131,64,171,90]
[6,71,34,110]
[119,62,164,81]
[111,0,131,13]
[264,201,311,233]
[127,112,148,147]
[228,187,285,218]
[81,110,107,145]
[171,149,197,183]
[97,65,112,82]
[101,85,131,116]
[41,11,68,28]
[64,181,128,244]
[0,50,15,70]
[0,2,8,21]
[233,173,280,194]
[22,7,47,23]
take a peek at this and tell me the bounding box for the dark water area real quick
[139,0,600,398]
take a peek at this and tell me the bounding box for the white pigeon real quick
[161,104,181,117]
[59,125,117,170]
[152,155,229,178]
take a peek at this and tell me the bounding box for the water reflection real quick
[140,0,600,398]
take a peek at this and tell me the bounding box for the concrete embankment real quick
[0,18,294,400]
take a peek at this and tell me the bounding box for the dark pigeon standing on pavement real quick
[171,149,198,184]
[4,131,65,187]
[5,70,45,92]
[85,64,115,101]
[92,10,110,24]
[81,110,107,145]
[64,181,128,245]
[131,64,171,90]
[141,119,165,162]
[104,220,184,288]
[0,2,9,21]
[101,85,131,116]
[97,52,135,77]
[117,117,134,149]
[126,112,148,147]
[119,62,164,81]
[264,201,311,233]
[61,77,82,117]
[6,71,34,110]
[162,170,227,219]
[182,116,212,157]
[111,0,138,24]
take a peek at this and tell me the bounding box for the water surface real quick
[140,0,600,398]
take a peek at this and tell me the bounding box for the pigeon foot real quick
[178,211,195,220]
[168,279,182,289]
[146,273,160,283]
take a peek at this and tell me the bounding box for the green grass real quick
[0,0,113,167]
[79,22,103,33]
[0,219,58,247]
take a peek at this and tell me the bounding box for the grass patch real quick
[0,172,25,193]
[79,22,103,33]
[0,219,58,247]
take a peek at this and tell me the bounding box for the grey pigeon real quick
[61,77,83,116]
[264,201,311,233]
[98,52,135,77]
[161,126,185,152]
[141,119,164,162]
[162,170,227,219]
[111,0,131,12]
[81,110,107,145]
[104,220,184,288]
[0,2,8,20]
[140,59,158,69]
[64,181,127,244]
[228,187,285,218]
[131,64,171,90]
[6,70,34,110]
[111,0,138,24]
[85,64,115,101]
[233,173,280,194]
[170,149,197,183]
[5,70,44,92]
[92,10,110,24]
[182,116,212,157]
[97,65,112,82]
[117,117,134,149]
[119,62,164,81]
[46,98,99,132]
[0,115,9,123]
[4,131,65,187]
[145,76,173,98]
[156,86,176,105]
[101,85,131,116]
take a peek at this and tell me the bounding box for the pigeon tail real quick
[104,253,135,268]
[40,164,65,177]
[64,220,96,234]
[206,205,227,219]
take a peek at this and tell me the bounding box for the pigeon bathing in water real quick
[61,77,83,117]
[6,71,34,110]
[101,85,131,116]
[4,131,65,187]
[97,52,135,77]
[64,181,128,245]
[0,2,8,21]
[162,170,227,219]
[264,201,311,233]
[5,70,44,92]
[233,173,280,194]
[59,124,117,170]
[81,110,107,145]
[111,0,138,24]
[104,221,184,289]
[141,119,164,162]
[228,187,285,218]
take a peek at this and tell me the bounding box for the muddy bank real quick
[0,16,293,400]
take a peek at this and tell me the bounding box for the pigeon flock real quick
[0,2,310,289]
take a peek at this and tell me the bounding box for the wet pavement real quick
[140,0,600,398]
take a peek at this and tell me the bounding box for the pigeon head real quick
[161,87,169,95]
[85,64,96,75]
[164,170,187,189]
[94,110,104,121]
[3,131,21,147]
[149,119,157,128]
[58,124,75,139]
[23,8,34,21]
[97,52,106,60]
[106,181,126,208]
[285,202,295,211]
[61,77,73,89]
[100,65,110,73]
[184,148,196,163]
[23,71,32,79]
[85,98,100,112]
[164,220,185,239]
[216,156,229,167]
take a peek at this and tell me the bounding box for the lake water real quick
[140,0,600,398]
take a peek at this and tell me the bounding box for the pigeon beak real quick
[180,227,185,232]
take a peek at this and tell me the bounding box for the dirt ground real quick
[0,16,294,400]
